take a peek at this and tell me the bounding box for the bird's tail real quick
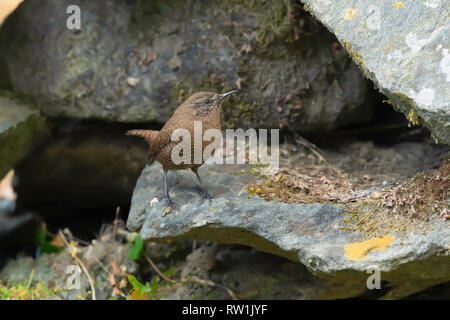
[126,129,159,165]
[126,129,159,145]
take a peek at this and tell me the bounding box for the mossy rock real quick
[0,96,49,180]
[301,0,450,145]
[0,0,371,131]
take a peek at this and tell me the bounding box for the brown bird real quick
[126,90,238,209]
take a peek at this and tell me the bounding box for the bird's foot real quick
[195,186,214,200]
[164,196,180,211]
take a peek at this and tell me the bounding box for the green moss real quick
[0,105,49,179]
[391,92,426,128]
[171,73,225,103]
[0,281,65,300]
[341,200,433,239]
[223,0,296,47]
[129,0,168,32]
[221,100,262,129]
[407,109,420,126]
[342,41,370,78]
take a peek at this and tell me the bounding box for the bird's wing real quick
[151,112,193,155]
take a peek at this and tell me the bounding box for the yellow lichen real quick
[407,109,420,126]
[431,133,439,144]
[342,41,369,78]
[344,8,358,20]
[393,1,404,9]
[344,236,395,261]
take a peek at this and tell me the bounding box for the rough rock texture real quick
[14,122,147,212]
[127,163,450,299]
[0,0,371,131]
[163,243,329,300]
[301,0,450,144]
[0,96,49,180]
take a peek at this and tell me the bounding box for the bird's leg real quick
[164,170,179,210]
[191,168,214,200]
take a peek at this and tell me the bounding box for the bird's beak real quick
[219,90,239,101]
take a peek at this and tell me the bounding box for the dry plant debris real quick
[248,137,449,238]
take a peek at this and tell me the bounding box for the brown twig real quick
[143,253,238,300]
[112,206,120,239]
[292,132,343,176]
[144,253,178,284]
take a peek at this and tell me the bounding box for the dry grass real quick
[382,160,449,221]
[248,139,449,238]
[342,160,449,238]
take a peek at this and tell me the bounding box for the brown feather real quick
[126,129,159,145]
[126,91,230,171]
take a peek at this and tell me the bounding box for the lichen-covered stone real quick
[0,96,49,180]
[127,163,450,299]
[301,0,450,144]
[0,0,372,131]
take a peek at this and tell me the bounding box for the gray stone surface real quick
[0,0,372,131]
[301,0,450,144]
[127,163,450,299]
[0,96,49,180]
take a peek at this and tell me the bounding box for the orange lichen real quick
[344,236,395,261]
[393,1,404,9]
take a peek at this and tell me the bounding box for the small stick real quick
[113,206,120,239]
[144,253,178,284]
[143,253,238,300]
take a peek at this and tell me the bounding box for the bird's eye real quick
[202,99,211,105]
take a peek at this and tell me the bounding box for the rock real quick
[0,96,49,180]
[0,0,372,131]
[301,0,450,144]
[0,226,138,300]
[127,163,450,299]
[164,243,331,300]
[169,243,218,299]
[0,198,15,214]
[14,122,147,212]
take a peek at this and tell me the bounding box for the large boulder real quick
[0,96,49,180]
[301,0,450,144]
[127,160,449,299]
[0,0,372,131]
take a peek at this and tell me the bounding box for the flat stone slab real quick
[0,96,48,179]
[128,163,450,298]
[301,0,450,144]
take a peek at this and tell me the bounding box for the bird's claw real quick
[202,191,214,200]
[195,186,214,200]
[165,196,179,211]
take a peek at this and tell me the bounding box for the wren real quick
[126,90,238,209]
